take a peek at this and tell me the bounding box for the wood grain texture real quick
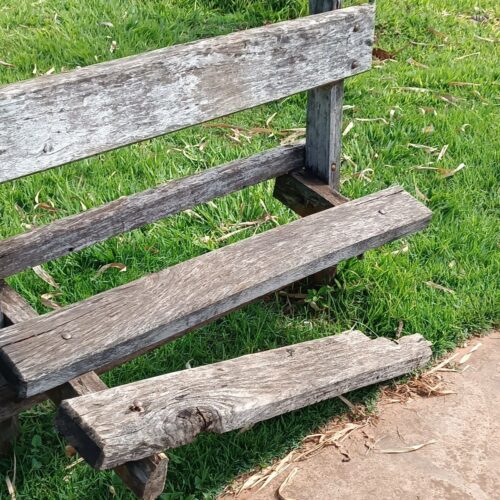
[0,187,431,398]
[0,283,167,499]
[0,5,374,183]
[305,0,346,189]
[55,331,432,469]
[0,144,304,278]
[273,170,348,217]
[0,281,45,422]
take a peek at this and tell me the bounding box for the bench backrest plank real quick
[0,4,374,183]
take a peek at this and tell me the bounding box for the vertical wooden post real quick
[304,0,344,285]
[306,0,344,191]
[0,307,19,455]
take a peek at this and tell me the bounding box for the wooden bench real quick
[0,1,432,498]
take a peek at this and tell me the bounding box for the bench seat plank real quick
[55,331,432,469]
[0,5,374,183]
[0,187,431,398]
[0,144,304,279]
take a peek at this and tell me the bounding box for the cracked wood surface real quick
[0,283,167,499]
[0,5,374,183]
[0,144,304,279]
[0,187,431,398]
[55,331,432,469]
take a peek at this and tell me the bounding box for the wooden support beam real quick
[0,144,304,279]
[273,170,348,218]
[0,5,374,183]
[306,0,348,191]
[0,282,168,499]
[0,188,432,398]
[55,331,432,469]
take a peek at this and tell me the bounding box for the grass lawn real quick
[0,0,498,498]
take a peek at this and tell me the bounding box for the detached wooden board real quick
[56,331,432,469]
[0,144,304,278]
[0,187,432,398]
[0,5,374,183]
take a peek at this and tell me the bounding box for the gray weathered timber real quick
[55,331,432,469]
[273,170,348,217]
[305,0,346,189]
[0,281,45,422]
[0,187,432,398]
[0,144,304,278]
[0,283,167,499]
[0,5,374,183]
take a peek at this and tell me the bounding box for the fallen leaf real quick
[265,112,277,127]
[414,183,429,201]
[408,143,437,154]
[109,40,118,53]
[474,35,498,43]
[96,262,127,275]
[355,117,389,124]
[32,265,60,288]
[438,163,465,178]
[5,475,15,500]
[407,57,429,69]
[41,292,62,310]
[422,125,434,134]
[45,66,55,75]
[436,144,448,161]
[394,86,431,93]
[427,27,448,41]
[277,468,298,500]
[419,107,437,116]
[0,60,15,67]
[100,21,114,27]
[376,439,436,454]
[342,120,354,136]
[449,81,480,87]
[373,47,396,61]
[460,124,471,133]
[35,201,57,213]
[454,51,480,61]
[425,281,455,294]
[439,94,460,106]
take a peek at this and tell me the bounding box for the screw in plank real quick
[330,162,337,172]
[378,209,386,215]
[61,333,72,340]
[351,61,359,69]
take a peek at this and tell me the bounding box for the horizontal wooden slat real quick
[0,5,374,183]
[0,144,304,278]
[0,187,431,398]
[55,331,432,469]
[0,282,168,499]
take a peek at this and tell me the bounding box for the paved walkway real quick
[227,332,500,500]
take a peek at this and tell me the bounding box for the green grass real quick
[0,0,499,498]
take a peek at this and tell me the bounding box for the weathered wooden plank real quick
[0,187,431,398]
[305,0,346,189]
[55,331,432,469]
[0,283,168,499]
[273,170,348,217]
[0,5,374,183]
[0,144,304,279]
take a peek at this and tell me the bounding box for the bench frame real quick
[0,2,429,499]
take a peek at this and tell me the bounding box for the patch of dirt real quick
[220,332,500,500]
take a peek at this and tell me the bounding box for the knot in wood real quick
[129,400,144,413]
[61,332,72,340]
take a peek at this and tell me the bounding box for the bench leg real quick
[0,416,19,456]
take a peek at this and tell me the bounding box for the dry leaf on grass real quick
[414,183,429,202]
[32,265,60,288]
[41,292,62,310]
[454,51,480,61]
[425,281,455,294]
[100,21,114,27]
[375,439,436,454]
[342,121,354,136]
[436,144,448,161]
[438,163,465,178]
[0,60,15,67]
[408,143,437,154]
[422,125,435,134]
[5,475,15,500]
[372,47,396,61]
[459,343,482,364]
[407,57,429,69]
[96,262,127,275]
[277,468,298,500]
[449,81,481,87]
